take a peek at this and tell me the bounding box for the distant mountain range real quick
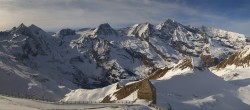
[0,19,249,101]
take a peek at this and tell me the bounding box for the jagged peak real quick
[14,23,29,31]
[10,23,48,37]
[93,23,118,36]
[164,19,180,26]
[7,23,27,32]
[18,23,27,29]
[128,22,156,38]
[28,24,45,33]
[29,24,41,30]
[97,23,112,30]
[10,23,31,35]
[156,19,182,31]
[165,19,175,24]
[130,22,152,31]
[138,22,155,31]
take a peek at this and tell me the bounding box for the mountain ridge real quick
[0,19,249,100]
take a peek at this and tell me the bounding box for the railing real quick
[0,92,57,102]
[0,92,134,105]
[149,103,168,110]
[0,92,170,110]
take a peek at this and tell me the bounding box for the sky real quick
[0,0,249,35]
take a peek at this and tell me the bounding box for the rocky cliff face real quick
[215,45,250,69]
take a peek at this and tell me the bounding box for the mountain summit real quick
[93,23,118,36]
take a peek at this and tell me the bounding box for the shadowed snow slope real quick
[211,46,250,107]
[149,57,250,109]
[152,68,250,110]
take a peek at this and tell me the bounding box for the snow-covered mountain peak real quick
[10,23,32,36]
[29,24,40,29]
[93,23,118,36]
[165,19,175,23]
[9,24,49,38]
[18,23,27,29]
[127,22,156,39]
[29,24,42,31]
[164,19,178,26]
[156,19,180,31]
[28,24,48,36]
[15,23,28,31]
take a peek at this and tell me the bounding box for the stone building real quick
[138,80,156,104]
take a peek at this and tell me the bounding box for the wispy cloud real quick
[0,0,249,36]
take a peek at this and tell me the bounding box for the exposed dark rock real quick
[58,28,76,36]
[94,23,118,36]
